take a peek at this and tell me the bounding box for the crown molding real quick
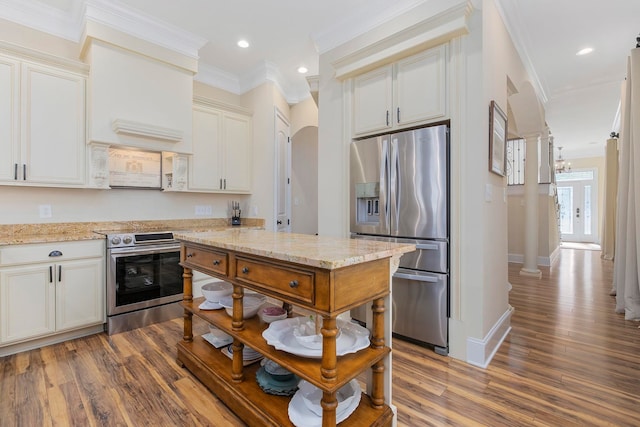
[493,0,548,104]
[312,0,426,55]
[0,40,88,73]
[83,0,207,60]
[0,0,82,41]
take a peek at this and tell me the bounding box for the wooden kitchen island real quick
[174,229,414,427]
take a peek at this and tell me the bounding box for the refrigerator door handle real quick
[381,138,390,223]
[416,243,439,250]
[394,271,439,283]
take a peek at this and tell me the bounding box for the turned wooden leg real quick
[370,297,385,349]
[231,339,244,383]
[321,390,338,427]
[320,316,338,383]
[370,297,386,408]
[182,267,193,342]
[232,285,244,332]
[370,360,385,409]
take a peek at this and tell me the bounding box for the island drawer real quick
[182,245,228,276]
[234,256,314,304]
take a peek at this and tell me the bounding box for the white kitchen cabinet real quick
[0,240,105,346]
[0,49,87,187]
[189,98,252,193]
[353,45,447,137]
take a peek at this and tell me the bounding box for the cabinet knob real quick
[213,260,221,266]
[242,266,249,274]
[289,280,299,288]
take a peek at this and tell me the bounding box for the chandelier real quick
[555,146,571,174]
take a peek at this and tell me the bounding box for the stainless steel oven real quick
[105,231,183,334]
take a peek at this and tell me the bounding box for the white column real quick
[521,132,542,278]
[539,127,551,183]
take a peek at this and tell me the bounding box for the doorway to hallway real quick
[556,169,598,243]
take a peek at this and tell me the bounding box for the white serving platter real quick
[262,318,370,358]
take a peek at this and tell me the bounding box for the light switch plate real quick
[485,183,493,202]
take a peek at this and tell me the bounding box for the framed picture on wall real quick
[489,100,508,176]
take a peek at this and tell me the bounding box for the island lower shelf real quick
[183,297,390,393]
[177,335,393,427]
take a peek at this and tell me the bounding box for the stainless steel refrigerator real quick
[350,124,449,355]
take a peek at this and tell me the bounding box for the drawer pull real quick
[48,250,63,257]
[213,259,221,266]
[242,267,249,274]
[186,253,195,258]
[289,280,299,288]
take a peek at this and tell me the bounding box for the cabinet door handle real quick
[289,280,299,288]
[213,260,220,266]
[241,266,249,274]
[49,266,53,283]
[23,164,26,180]
[220,178,223,189]
[14,163,17,180]
[397,107,400,123]
[224,179,226,189]
[386,110,389,126]
[58,265,62,282]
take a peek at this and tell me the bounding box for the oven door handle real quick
[108,244,181,257]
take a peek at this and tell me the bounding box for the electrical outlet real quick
[195,205,212,216]
[39,205,52,218]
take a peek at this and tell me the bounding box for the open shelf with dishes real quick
[183,296,390,393]
[177,239,397,427]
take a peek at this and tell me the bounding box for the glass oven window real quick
[115,251,182,307]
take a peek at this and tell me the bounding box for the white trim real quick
[111,119,183,143]
[0,40,88,74]
[507,253,553,267]
[83,0,207,60]
[466,306,513,368]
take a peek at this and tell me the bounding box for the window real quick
[506,138,525,185]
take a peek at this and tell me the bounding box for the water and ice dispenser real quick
[355,182,380,225]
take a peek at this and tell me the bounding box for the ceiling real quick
[2,0,639,159]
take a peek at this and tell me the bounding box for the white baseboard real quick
[466,305,513,368]
[508,253,552,266]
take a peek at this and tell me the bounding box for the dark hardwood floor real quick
[1,247,638,426]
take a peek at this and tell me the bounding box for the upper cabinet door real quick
[353,65,393,136]
[0,56,20,182]
[352,45,448,138]
[394,45,447,127]
[222,112,252,193]
[21,62,86,186]
[190,105,223,191]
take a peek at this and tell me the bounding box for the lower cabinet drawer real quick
[183,245,228,276]
[235,256,314,304]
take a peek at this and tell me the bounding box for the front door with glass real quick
[557,169,598,243]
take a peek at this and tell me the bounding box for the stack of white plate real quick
[287,379,361,426]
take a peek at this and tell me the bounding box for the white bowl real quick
[298,379,360,417]
[201,281,232,302]
[261,306,288,323]
[219,294,266,319]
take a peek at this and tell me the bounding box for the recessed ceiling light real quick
[297,66,308,74]
[576,47,593,56]
[237,40,249,48]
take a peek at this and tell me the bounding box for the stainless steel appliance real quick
[105,231,184,334]
[350,124,449,354]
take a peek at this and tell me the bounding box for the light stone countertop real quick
[174,229,416,270]
[0,218,265,246]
